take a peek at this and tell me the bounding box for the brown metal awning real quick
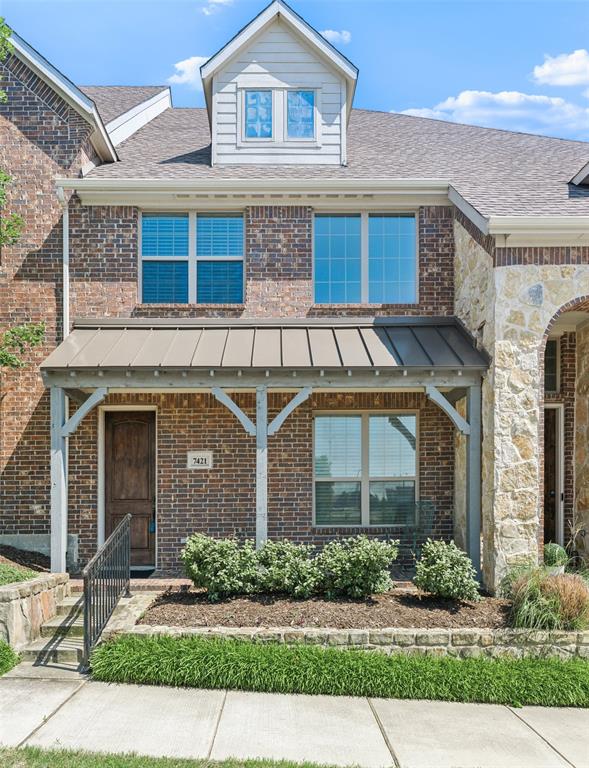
[42,317,489,374]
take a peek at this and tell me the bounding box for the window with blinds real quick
[314,413,417,527]
[141,212,244,304]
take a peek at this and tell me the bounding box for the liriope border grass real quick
[0,747,335,768]
[0,563,37,586]
[91,634,589,708]
[0,640,19,676]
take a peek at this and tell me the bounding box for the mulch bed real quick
[139,588,511,629]
[0,545,49,572]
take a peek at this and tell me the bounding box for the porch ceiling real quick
[41,317,488,382]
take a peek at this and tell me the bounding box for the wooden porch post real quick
[50,386,67,573]
[256,385,268,548]
[466,384,482,579]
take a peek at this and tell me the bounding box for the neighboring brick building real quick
[2,1,589,590]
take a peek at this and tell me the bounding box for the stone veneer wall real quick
[0,573,70,649]
[454,211,589,589]
[490,265,589,585]
[123,623,589,659]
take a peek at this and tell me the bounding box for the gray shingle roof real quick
[79,86,168,124]
[86,107,589,218]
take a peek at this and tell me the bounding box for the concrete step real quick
[41,613,84,638]
[20,635,84,665]
[55,596,84,617]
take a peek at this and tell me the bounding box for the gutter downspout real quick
[56,187,69,340]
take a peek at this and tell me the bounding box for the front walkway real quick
[0,669,587,767]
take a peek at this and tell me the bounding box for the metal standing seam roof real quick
[41,318,489,372]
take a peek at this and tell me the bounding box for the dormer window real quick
[201,1,358,165]
[244,90,273,140]
[287,90,315,140]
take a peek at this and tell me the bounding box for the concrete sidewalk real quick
[0,666,587,768]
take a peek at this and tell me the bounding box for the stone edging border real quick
[117,624,589,659]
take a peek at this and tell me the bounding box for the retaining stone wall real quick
[0,573,70,649]
[122,623,589,659]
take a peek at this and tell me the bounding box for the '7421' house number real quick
[187,451,213,469]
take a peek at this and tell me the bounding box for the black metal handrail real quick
[82,514,131,669]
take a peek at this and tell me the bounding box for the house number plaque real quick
[187,451,213,469]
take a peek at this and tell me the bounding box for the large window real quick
[314,213,417,305]
[287,90,315,139]
[141,212,244,304]
[244,90,273,139]
[314,413,417,527]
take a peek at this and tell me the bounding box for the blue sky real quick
[3,0,589,140]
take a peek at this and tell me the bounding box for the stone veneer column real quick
[454,217,589,590]
[490,265,589,587]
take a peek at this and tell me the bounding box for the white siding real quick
[213,19,345,166]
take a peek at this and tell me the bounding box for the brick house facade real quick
[3,2,589,589]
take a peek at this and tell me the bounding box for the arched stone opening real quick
[541,296,589,563]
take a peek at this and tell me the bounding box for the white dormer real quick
[201,0,358,166]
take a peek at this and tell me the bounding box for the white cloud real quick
[320,29,351,45]
[168,55,209,89]
[399,89,589,139]
[201,0,232,16]
[533,49,589,86]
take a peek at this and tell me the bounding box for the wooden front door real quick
[544,407,557,544]
[105,411,155,566]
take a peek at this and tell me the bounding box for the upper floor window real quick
[245,90,273,139]
[314,213,417,305]
[287,90,315,139]
[141,214,189,303]
[141,212,244,304]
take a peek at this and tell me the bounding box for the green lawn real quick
[91,634,589,708]
[0,562,37,586]
[0,640,19,676]
[0,748,331,768]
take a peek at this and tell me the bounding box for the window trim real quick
[139,210,246,305]
[312,410,420,528]
[237,85,322,147]
[312,211,419,306]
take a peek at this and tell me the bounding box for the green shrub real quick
[505,567,589,631]
[92,633,589,708]
[543,542,569,568]
[318,536,399,599]
[413,539,480,601]
[180,534,259,602]
[257,540,322,599]
[0,640,18,676]
[181,534,399,601]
